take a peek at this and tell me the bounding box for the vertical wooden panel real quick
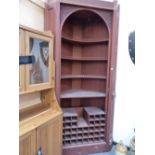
[19,130,36,155]
[37,116,62,155]
[19,29,25,92]
[71,20,82,90]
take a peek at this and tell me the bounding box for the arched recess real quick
[61,9,109,39]
[60,10,110,111]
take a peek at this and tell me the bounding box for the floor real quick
[88,146,115,155]
[88,146,130,155]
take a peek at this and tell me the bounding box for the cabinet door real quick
[19,29,25,92]
[25,31,53,92]
[37,116,62,155]
[19,130,36,155]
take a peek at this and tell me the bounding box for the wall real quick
[19,0,45,31]
[20,0,135,147]
[112,0,135,146]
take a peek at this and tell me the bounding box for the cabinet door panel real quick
[37,116,62,155]
[19,130,36,155]
[25,32,53,92]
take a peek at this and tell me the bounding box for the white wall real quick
[19,0,45,31]
[112,0,135,146]
[20,0,135,147]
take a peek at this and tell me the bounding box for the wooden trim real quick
[47,0,117,10]
[25,31,53,92]
[20,24,54,38]
[19,29,25,92]
[19,87,51,95]
[106,4,120,146]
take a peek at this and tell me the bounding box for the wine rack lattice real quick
[63,107,106,147]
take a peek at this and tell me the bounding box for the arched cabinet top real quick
[60,4,112,34]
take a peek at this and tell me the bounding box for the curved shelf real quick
[62,36,109,45]
[61,89,106,99]
[61,56,108,61]
[61,75,107,79]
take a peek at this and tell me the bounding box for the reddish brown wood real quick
[105,4,120,145]
[63,143,111,155]
[45,0,119,154]
[47,0,116,11]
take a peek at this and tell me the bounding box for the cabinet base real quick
[63,143,112,155]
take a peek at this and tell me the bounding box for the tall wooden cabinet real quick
[19,25,63,155]
[45,0,119,155]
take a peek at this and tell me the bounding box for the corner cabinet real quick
[45,0,119,155]
[19,25,63,155]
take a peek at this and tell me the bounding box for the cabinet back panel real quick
[19,92,41,109]
[81,79,106,92]
[82,62,107,76]
[82,44,108,58]
[61,61,72,75]
[62,21,73,38]
[80,98,105,109]
[61,79,106,92]
[62,10,109,40]
[61,98,105,109]
[72,20,83,40]
[82,19,108,39]
[61,61,107,76]
[61,79,72,92]
[61,41,73,57]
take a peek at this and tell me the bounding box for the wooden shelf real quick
[61,56,108,61]
[77,117,88,127]
[61,90,106,99]
[61,75,107,79]
[62,36,109,45]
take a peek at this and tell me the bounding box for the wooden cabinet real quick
[25,31,53,92]
[45,0,119,155]
[19,26,54,94]
[19,25,55,111]
[20,115,62,155]
[19,25,63,155]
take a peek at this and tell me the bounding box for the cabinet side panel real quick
[45,3,61,101]
[106,5,120,145]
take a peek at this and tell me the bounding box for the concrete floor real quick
[88,146,115,155]
[88,146,130,155]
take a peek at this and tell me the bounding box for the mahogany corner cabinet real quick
[45,0,119,155]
